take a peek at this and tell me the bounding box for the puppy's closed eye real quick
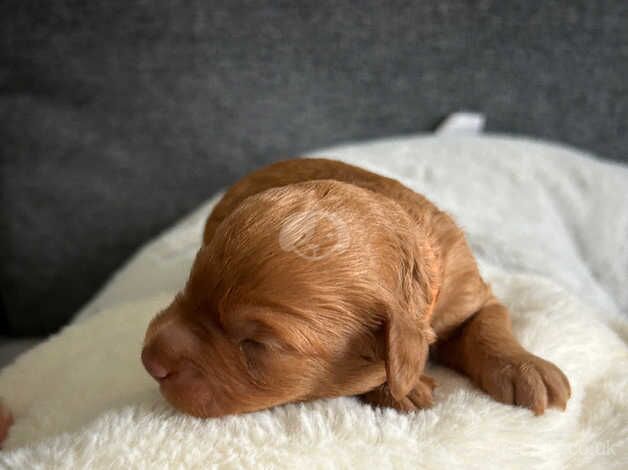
[240,339,266,369]
[240,339,265,353]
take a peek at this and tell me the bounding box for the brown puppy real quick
[142,158,571,418]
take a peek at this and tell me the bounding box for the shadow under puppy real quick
[142,158,571,418]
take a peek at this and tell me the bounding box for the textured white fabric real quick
[1,134,627,468]
[435,111,486,135]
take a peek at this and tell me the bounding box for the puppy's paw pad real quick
[482,354,571,415]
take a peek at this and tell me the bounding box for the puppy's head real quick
[142,181,437,417]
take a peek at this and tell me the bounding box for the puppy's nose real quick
[141,347,170,380]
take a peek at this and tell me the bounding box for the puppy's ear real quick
[384,238,439,401]
[385,309,434,401]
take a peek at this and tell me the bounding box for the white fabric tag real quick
[435,112,486,135]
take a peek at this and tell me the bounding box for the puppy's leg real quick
[360,375,437,411]
[434,298,571,415]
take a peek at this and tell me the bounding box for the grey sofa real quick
[1,0,626,348]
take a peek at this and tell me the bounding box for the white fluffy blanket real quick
[1,132,627,469]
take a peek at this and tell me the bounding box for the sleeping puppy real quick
[142,158,571,418]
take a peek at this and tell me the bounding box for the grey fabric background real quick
[1,1,627,335]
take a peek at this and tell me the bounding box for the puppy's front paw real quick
[0,400,13,448]
[361,375,437,412]
[480,353,571,415]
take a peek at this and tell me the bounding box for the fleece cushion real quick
[1,134,627,468]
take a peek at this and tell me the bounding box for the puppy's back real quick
[203,158,442,245]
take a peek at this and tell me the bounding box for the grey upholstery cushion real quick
[1,0,627,335]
